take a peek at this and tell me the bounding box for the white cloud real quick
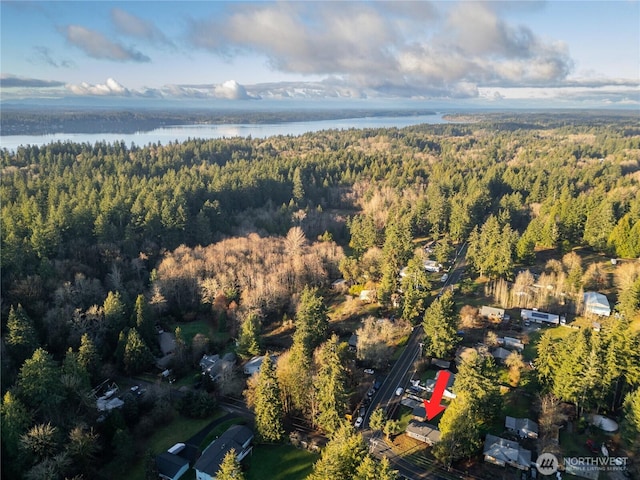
[186,2,578,99]
[67,78,130,96]
[110,8,172,47]
[213,80,253,100]
[61,25,150,62]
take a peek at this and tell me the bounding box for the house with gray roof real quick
[156,452,190,480]
[406,420,441,445]
[483,434,531,470]
[194,425,253,480]
[505,416,539,439]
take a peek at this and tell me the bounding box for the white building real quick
[583,291,611,317]
[521,309,559,325]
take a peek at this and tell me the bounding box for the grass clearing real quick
[245,444,319,480]
[199,417,248,450]
[105,410,223,480]
[147,411,224,454]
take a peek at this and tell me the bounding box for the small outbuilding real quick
[156,452,190,480]
[505,416,539,439]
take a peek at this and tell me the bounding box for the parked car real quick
[354,416,364,428]
[359,406,366,417]
[395,386,404,396]
[364,368,374,375]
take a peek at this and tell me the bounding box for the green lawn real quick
[109,411,224,480]
[170,318,231,346]
[245,444,319,480]
[199,418,247,450]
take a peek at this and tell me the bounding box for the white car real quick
[364,368,374,375]
[395,386,404,396]
[354,416,364,428]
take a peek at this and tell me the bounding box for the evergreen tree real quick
[277,338,313,415]
[422,291,459,358]
[453,350,500,423]
[17,348,63,417]
[368,407,386,433]
[103,291,127,347]
[292,167,305,205]
[433,396,481,467]
[295,286,328,350]
[6,304,39,367]
[236,312,262,359]
[307,424,367,480]
[466,215,517,278]
[314,334,349,434]
[61,348,92,405]
[621,388,640,456]
[608,214,639,258]
[134,294,156,350]
[400,254,431,324]
[378,213,413,305]
[78,333,100,381]
[348,214,378,256]
[217,449,245,480]
[584,200,615,252]
[353,455,398,480]
[254,355,285,442]
[123,328,154,375]
[1,391,31,478]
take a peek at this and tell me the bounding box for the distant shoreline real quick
[0,108,437,136]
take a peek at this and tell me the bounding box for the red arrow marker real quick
[423,370,450,421]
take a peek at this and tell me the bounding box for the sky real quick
[1,1,639,108]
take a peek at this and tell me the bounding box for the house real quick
[483,434,532,470]
[423,370,456,399]
[490,347,513,363]
[95,383,124,411]
[480,306,505,321]
[505,417,539,439]
[194,425,254,480]
[156,452,190,480]
[406,420,441,445]
[412,404,427,421]
[243,355,278,376]
[583,291,611,317]
[423,260,442,273]
[200,353,236,382]
[430,358,451,369]
[521,309,559,325]
[499,337,524,351]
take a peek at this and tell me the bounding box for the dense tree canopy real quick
[1,112,640,476]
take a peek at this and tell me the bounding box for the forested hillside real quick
[2,112,640,479]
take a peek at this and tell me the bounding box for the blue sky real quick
[1,1,638,107]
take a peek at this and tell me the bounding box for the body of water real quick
[1,113,449,152]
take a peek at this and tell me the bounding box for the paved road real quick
[361,243,470,479]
